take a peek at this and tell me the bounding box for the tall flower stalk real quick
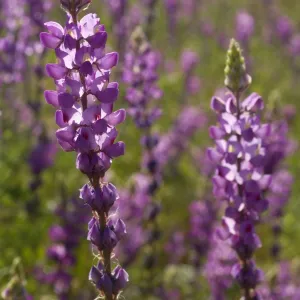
[40,1,128,298]
[123,26,162,289]
[208,39,271,299]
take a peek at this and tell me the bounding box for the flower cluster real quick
[122,26,163,283]
[0,0,51,84]
[116,174,151,267]
[40,1,128,298]
[258,262,300,299]
[0,0,29,84]
[275,15,293,43]
[188,199,216,268]
[263,114,296,260]
[208,40,270,298]
[123,26,162,129]
[266,8,300,62]
[165,231,186,264]
[180,50,201,103]
[36,197,89,299]
[123,28,162,202]
[154,106,207,169]
[204,230,236,300]
[27,137,57,214]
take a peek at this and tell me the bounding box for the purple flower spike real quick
[42,1,128,297]
[209,39,272,298]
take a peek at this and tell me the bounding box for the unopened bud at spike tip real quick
[60,0,92,14]
[224,38,252,93]
[130,26,149,53]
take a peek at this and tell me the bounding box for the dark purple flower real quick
[41,2,128,297]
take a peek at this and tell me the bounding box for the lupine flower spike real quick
[122,26,162,288]
[208,39,270,299]
[40,0,128,298]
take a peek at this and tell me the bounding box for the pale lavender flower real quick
[209,40,268,298]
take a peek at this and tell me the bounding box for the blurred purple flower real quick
[236,11,254,43]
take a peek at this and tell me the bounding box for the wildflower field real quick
[2,0,300,299]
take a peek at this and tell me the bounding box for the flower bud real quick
[224,39,252,93]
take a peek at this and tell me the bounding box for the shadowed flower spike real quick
[41,0,128,298]
[118,24,164,288]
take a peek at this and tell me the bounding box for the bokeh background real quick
[1,0,300,299]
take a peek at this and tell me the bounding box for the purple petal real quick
[89,266,102,283]
[114,219,126,240]
[65,77,84,98]
[46,64,67,80]
[104,142,125,158]
[80,184,94,202]
[93,119,108,134]
[242,128,254,142]
[58,139,74,152]
[56,126,75,143]
[44,21,64,38]
[211,96,225,112]
[96,82,119,103]
[101,103,114,117]
[225,97,237,114]
[112,267,129,294]
[40,32,61,49]
[99,52,119,69]
[209,126,226,139]
[44,90,59,107]
[80,61,93,76]
[242,93,264,112]
[105,109,126,126]
[250,155,265,167]
[58,93,76,108]
[55,110,66,127]
[87,31,107,48]
[206,147,223,163]
[55,108,77,127]
[259,175,272,190]
[82,105,102,124]
[212,175,226,188]
[256,124,271,138]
